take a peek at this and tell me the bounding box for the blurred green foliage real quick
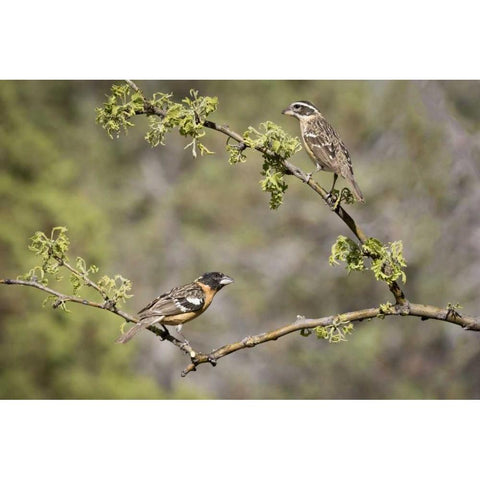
[1,80,480,399]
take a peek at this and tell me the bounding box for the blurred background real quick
[1,80,479,399]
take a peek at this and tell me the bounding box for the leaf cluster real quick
[363,238,407,284]
[96,84,218,158]
[97,274,133,304]
[71,257,99,295]
[23,226,71,284]
[330,187,356,209]
[242,121,302,209]
[20,227,132,306]
[315,315,354,343]
[329,236,407,284]
[146,89,218,157]
[97,84,305,209]
[377,301,394,318]
[95,84,144,138]
[226,142,247,165]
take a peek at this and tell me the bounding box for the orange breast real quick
[161,283,216,326]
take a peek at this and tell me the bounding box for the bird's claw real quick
[207,355,217,367]
[325,191,335,208]
[326,190,342,210]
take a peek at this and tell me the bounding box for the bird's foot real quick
[325,189,340,210]
[174,324,190,346]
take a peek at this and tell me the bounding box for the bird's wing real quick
[304,118,354,175]
[138,283,205,319]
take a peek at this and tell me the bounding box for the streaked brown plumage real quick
[282,101,364,202]
[115,272,234,344]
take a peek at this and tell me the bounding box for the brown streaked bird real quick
[282,101,364,202]
[115,272,234,344]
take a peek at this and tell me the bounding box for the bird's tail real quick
[115,317,161,344]
[347,176,365,203]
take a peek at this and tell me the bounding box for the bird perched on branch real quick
[282,101,364,202]
[115,272,234,344]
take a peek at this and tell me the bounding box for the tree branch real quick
[180,302,480,377]
[2,277,478,377]
[59,258,109,301]
[0,277,198,359]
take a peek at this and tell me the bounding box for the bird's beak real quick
[282,107,293,116]
[220,275,234,286]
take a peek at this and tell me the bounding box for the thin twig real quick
[125,80,141,93]
[0,278,197,358]
[58,257,109,301]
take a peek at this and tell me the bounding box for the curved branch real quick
[181,302,480,377]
